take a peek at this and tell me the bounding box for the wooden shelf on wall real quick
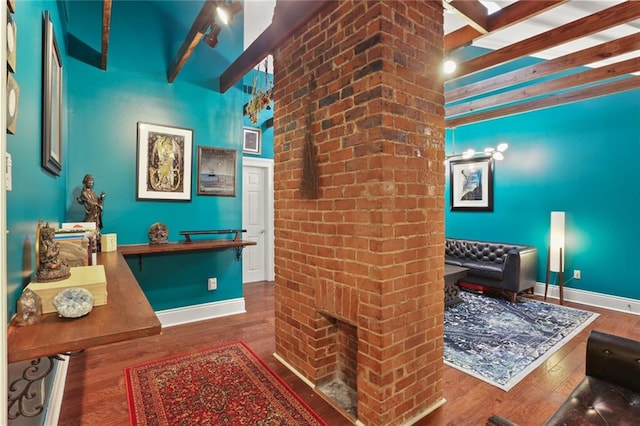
[118,239,256,255]
[118,239,257,269]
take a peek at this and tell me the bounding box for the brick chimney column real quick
[273,1,445,424]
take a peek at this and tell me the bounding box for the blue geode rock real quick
[53,288,94,318]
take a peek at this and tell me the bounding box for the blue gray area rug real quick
[444,291,598,391]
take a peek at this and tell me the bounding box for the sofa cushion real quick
[544,376,640,426]
[445,256,463,266]
[445,239,519,265]
[460,260,504,280]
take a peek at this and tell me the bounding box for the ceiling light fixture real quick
[446,128,509,162]
[443,59,457,74]
[216,1,243,25]
[204,24,222,48]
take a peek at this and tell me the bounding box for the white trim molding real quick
[534,282,640,315]
[43,355,69,426]
[155,298,246,328]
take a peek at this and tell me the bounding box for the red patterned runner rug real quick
[124,340,327,425]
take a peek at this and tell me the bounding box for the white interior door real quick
[242,158,274,283]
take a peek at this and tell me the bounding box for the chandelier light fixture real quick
[446,127,509,161]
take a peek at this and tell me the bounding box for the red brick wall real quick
[273,1,445,424]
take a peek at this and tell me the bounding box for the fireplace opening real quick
[316,315,358,419]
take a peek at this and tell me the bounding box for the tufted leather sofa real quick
[445,238,537,301]
[544,330,640,425]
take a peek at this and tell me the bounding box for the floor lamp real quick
[545,211,565,304]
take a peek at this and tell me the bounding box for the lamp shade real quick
[549,211,565,272]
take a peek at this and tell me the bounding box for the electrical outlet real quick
[208,277,217,291]
[573,270,581,280]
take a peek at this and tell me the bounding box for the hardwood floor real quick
[59,281,640,426]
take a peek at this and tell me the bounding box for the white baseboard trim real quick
[44,355,69,426]
[533,282,640,315]
[156,298,246,328]
[273,352,316,389]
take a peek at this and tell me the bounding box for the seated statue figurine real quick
[36,222,71,282]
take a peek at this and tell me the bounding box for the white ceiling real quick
[244,0,640,73]
[447,0,640,69]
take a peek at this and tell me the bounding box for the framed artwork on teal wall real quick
[136,122,193,201]
[243,127,261,155]
[450,157,494,212]
[42,11,62,176]
[197,146,237,197]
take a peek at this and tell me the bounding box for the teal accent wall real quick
[6,1,68,320]
[64,0,246,310]
[445,90,640,300]
[5,0,247,318]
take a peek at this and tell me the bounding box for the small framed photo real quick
[243,127,261,155]
[449,157,494,212]
[136,122,193,201]
[197,146,237,197]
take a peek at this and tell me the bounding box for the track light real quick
[216,1,243,25]
[204,24,222,48]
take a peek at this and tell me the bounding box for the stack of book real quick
[55,222,99,266]
[26,265,107,314]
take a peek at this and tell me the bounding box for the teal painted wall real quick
[6,1,68,320]
[5,0,247,317]
[445,90,640,300]
[64,0,246,310]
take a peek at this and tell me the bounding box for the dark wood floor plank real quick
[59,283,640,425]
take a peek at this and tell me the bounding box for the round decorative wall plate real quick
[6,73,19,134]
[7,13,16,73]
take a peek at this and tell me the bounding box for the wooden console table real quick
[7,251,162,364]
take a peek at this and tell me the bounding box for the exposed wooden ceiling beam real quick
[167,0,217,83]
[447,32,640,103]
[445,0,489,34]
[218,0,336,93]
[446,76,640,128]
[100,0,112,70]
[449,1,640,80]
[447,56,640,117]
[444,0,568,53]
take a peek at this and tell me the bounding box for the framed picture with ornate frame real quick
[136,122,193,201]
[242,127,261,155]
[197,146,237,197]
[449,157,494,212]
[42,11,62,175]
